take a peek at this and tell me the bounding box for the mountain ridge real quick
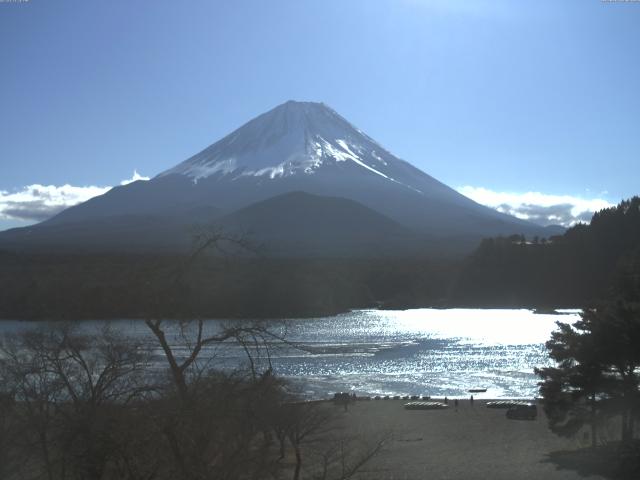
[218,191,425,257]
[0,100,560,255]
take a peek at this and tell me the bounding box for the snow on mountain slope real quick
[151,100,530,230]
[159,101,421,193]
[3,100,556,255]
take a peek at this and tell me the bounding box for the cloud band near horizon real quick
[0,171,149,227]
[0,176,615,231]
[457,186,614,227]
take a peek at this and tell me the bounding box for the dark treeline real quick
[2,197,639,320]
[0,251,457,320]
[451,197,640,308]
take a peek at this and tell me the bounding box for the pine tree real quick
[536,299,640,446]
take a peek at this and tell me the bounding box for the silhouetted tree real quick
[0,324,151,480]
[537,298,640,446]
[581,300,640,443]
[535,320,611,447]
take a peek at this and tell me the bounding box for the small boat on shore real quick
[404,401,448,410]
[486,401,530,409]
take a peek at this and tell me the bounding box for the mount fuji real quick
[0,101,558,255]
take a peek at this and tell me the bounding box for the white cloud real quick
[0,171,149,224]
[457,186,614,227]
[120,170,150,186]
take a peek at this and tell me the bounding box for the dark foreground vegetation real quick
[0,321,387,480]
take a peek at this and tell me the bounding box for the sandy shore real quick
[327,398,608,480]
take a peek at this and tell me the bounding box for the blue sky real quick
[1,0,639,230]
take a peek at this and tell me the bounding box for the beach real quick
[326,398,608,480]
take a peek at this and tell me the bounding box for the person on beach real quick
[470,394,474,406]
[454,398,459,411]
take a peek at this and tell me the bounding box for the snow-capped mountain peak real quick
[5,100,552,254]
[159,100,408,186]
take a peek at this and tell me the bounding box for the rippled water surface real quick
[268,308,579,399]
[0,309,579,399]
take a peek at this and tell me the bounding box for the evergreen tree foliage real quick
[536,298,640,446]
[454,197,640,307]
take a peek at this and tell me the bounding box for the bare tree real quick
[268,400,391,480]
[312,432,389,480]
[0,323,151,480]
[140,226,393,480]
[0,227,388,480]
[0,387,18,479]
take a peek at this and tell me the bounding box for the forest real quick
[451,196,640,308]
[0,251,456,320]
[0,197,638,320]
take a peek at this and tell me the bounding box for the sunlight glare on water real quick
[0,309,581,400]
[367,308,567,345]
[274,308,581,399]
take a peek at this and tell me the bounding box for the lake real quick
[0,308,579,399]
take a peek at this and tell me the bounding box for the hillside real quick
[451,197,640,307]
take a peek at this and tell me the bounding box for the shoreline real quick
[0,305,583,322]
[322,398,607,480]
